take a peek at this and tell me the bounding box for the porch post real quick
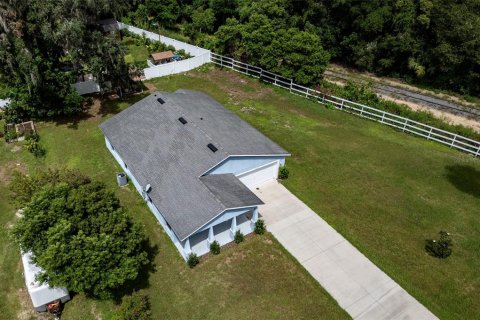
[183,237,191,255]
[207,226,215,245]
[252,207,259,223]
[230,216,237,238]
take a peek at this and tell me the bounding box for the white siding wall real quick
[207,156,286,176]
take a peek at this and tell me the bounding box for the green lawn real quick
[123,36,150,68]
[2,66,479,319]
[147,66,480,319]
[0,95,348,319]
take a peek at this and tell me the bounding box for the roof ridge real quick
[162,92,230,159]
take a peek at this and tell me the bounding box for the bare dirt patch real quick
[191,68,273,100]
[143,82,157,93]
[17,288,51,320]
[0,161,27,184]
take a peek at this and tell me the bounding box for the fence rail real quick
[211,53,480,157]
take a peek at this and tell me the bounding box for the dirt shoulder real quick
[324,65,480,133]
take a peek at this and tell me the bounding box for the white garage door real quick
[237,161,279,189]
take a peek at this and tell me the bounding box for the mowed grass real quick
[0,97,348,319]
[2,66,479,319]
[148,66,480,319]
[123,36,150,67]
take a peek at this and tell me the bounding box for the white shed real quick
[0,98,10,110]
[21,252,70,312]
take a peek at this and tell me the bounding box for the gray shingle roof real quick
[200,174,264,208]
[99,90,288,240]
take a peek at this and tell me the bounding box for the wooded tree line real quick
[126,0,480,95]
[0,0,134,121]
[1,0,478,122]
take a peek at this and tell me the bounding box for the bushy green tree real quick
[125,0,480,95]
[12,169,149,299]
[144,0,181,28]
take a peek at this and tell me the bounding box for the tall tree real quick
[0,0,134,121]
[12,169,150,299]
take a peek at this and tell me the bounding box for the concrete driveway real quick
[253,181,437,320]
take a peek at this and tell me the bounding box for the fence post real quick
[290,79,293,92]
[402,119,408,132]
[305,88,309,98]
[476,145,480,157]
[340,100,344,110]
[274,74,277,85]
[360,105,364,115]
[380,112,385,123]
[450,135,457,148]
[427,128,433,140]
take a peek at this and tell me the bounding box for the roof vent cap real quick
[207,143,218,152]
[157,97,165,104]
[178,117,187,124]
[145,184,152,193]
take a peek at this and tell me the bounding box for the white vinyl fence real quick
[210,53,480,157]
[118,22,211,80]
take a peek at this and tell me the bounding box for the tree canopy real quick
[126,0,480,95]
[0,0,134,122]
[12,169,150,299]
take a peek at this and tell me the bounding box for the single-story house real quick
[100,90,289,259]
[150,51,174,65]
[21,252,70,312]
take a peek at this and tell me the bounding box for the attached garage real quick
[237,161,280,189]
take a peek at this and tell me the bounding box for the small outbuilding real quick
[150,51,174,65]
[21,252,70,312]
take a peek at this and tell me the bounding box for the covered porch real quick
[183,207,259,257]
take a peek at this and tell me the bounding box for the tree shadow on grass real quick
[52,90,149,130]
[111,240,159,304]
[445,165,480,198]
